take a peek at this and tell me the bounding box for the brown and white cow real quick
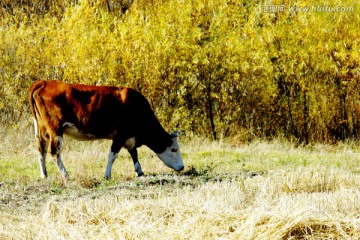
[29,80,184,180]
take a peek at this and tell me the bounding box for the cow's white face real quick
[156,137,184,172]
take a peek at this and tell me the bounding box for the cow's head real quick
[156,130,185,172]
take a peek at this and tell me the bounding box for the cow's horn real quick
[171,130,185,138]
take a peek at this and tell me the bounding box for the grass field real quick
[1,127,360,239]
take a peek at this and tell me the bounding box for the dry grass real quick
[1,129,360,239]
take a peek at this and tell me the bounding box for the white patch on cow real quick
[105,151,118,180]
[155,137,184,172]
[63,122,73,127]
[124,137,136,150]
[63,122,95,140]
[33,118,38,137]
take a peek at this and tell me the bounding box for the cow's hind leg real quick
[128,148,144,177]
[36,126,49,179]
[50,135,69,179]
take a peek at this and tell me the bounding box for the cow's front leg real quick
[105,150,119,180]
[128,148,144,177]
[105,138,124,180]
[50,135,69,179]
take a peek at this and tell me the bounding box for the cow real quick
[29,80,184,180]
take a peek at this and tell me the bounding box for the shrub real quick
[0,0,359,142]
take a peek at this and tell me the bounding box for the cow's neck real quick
[143,126,172,154]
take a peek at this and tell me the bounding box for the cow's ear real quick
[170,130,185,138]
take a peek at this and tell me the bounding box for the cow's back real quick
[29,80,158,140]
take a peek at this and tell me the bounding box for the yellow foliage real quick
[0,0,359,142]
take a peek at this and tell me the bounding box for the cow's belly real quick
[63,125,95,140]
[63,122,114,140]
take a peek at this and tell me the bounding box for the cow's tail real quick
[29,80,46,137]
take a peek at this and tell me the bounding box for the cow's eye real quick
[171,148,178,153]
